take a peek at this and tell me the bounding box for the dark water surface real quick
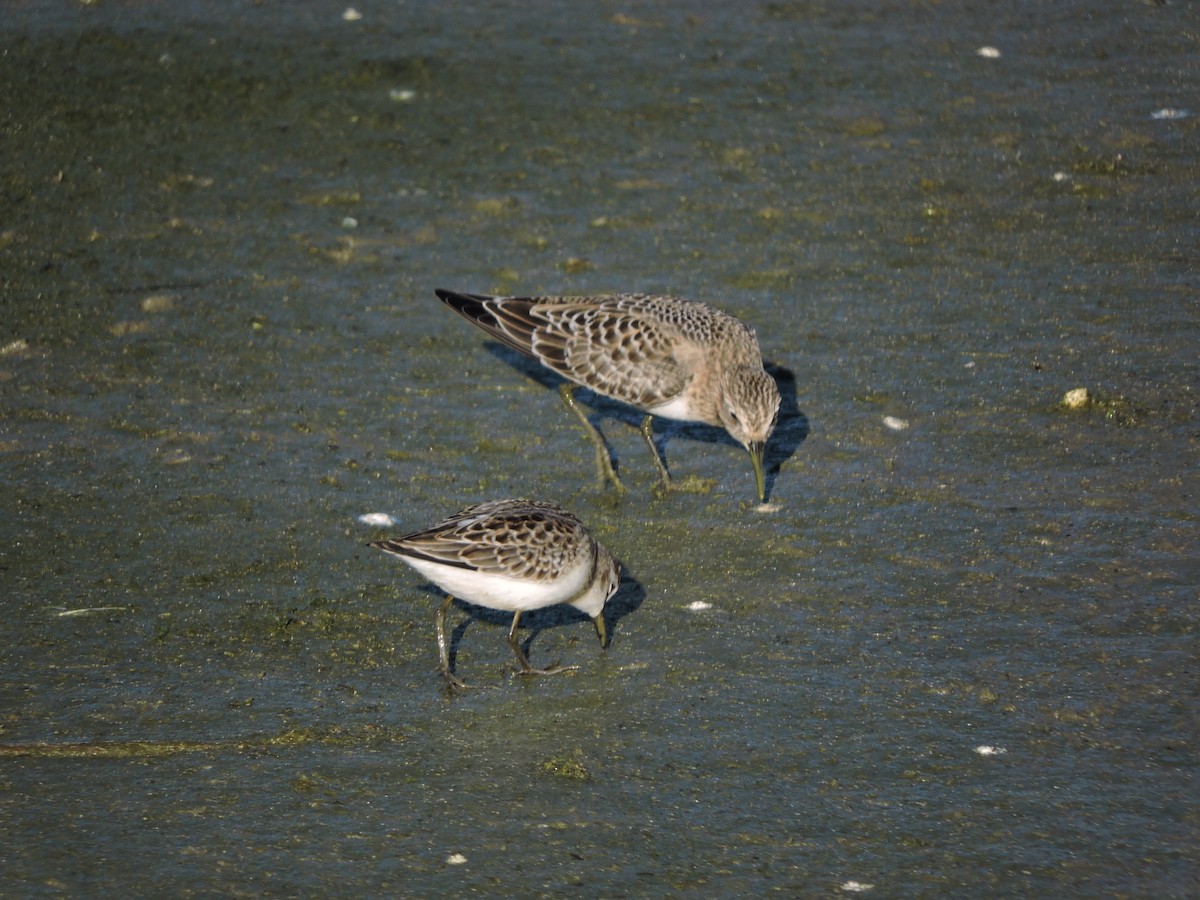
[2,1,1196,895]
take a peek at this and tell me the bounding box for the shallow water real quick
[2,1,1197,895]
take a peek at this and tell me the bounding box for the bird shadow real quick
[762,360,809,501]
[416,562,646,680]
[482,341,646,429]
[482,342,808,501]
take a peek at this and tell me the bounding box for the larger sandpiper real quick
[436,289,781,501]
[370,499,620,690]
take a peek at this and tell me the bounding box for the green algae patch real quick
[1054,388,1152,427]
[665,473,717,495]
[728,269,795,291]
[540,752,592,781]
[0,724,404,759]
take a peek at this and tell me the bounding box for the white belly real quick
[646,393,702,423]
[402,556,589,612]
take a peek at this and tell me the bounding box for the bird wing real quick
[372,500,583,583]
[529,297,692,407]
[436,289,693,407]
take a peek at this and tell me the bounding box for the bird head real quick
[717,366,781,501]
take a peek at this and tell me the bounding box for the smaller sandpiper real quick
[370,499,620,690]
[436,289,782,501]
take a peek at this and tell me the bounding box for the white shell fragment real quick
[140,294,176,313]
[975,745,1007,756]
[686,601,713,611]
[358,512,398,527]
[342,7,362,21]
[976,46,1001,59]
[1062,387,1090,409]
[882,415,910,431]
[446,853,468,865]
[54,606,130,617]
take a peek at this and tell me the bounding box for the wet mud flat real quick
[1,1,1197,895]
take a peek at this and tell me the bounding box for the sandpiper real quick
[436,289,781,501]
[370,499,620,690]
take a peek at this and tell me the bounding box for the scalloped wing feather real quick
[378,500,586,583]
[528,300,691,406]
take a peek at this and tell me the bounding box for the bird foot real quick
[514,661,575,677]
[440,668,468,692]
[650,474,675,498]
[593,450,627,493]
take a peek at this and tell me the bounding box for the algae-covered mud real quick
[2,1,1196,895]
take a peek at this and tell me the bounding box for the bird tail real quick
[435,288,542,358]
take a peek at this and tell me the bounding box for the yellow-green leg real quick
[558,383,626,492]
[507,610,566,676]
[436,595,467,691]
[639,414,673,491]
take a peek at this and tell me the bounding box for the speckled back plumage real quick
[373,499,601,585]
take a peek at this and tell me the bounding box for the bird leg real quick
[507,609,566,676]
[436,595,467,691]
[639,414,673,491]
[558,383,626,492]
[592,612,609,650]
